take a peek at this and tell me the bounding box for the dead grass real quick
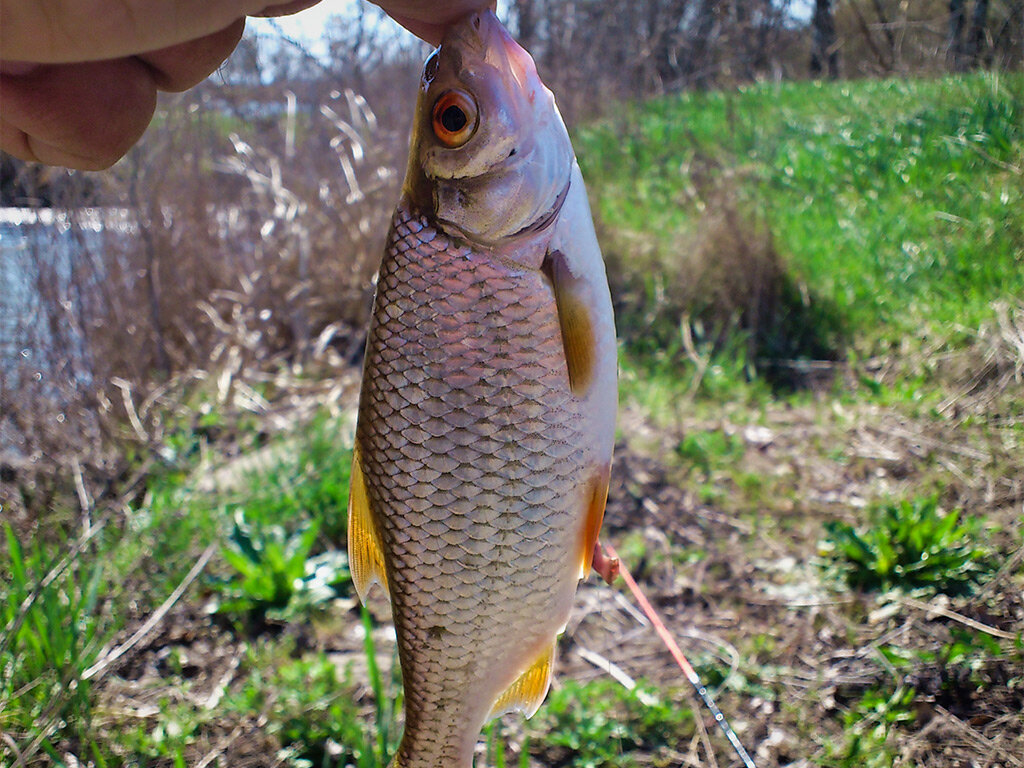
[0,88,403,539]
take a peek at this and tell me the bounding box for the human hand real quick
[0,0,490,170]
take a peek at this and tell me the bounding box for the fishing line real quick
[602,542,758,768]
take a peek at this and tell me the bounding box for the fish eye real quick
[431,90,478,148]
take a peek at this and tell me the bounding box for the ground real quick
[68,356,1023,768]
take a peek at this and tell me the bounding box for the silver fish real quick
[348,11,617,767]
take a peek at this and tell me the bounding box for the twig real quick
[10,665,83,767]
[194,714,267,768]
[71,457,92,530]
[1,730,23,763]
[111,377,149,441]
[934,705,1024,768]
[897,595,1018,641]
[83,543,217,680]
[205,647,244,710]
[971,538,1024,603]
[576,646,657,706]
[870,424,990,462]
[948,135,1023,175]
[691,698,720,768]
[679,314,710,398]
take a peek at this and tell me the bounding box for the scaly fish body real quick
[348,12,616,768]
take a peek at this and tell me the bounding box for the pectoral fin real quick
[543,249,597,395]
[488,640,555,720]
[347,444,389,602]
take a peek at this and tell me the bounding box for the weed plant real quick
[820,495,993,594]
[210,512,351,621]
[823,686,917,768]
[530,677,694,767]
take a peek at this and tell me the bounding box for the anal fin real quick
[488,640,555,721]
[347,444,389,602]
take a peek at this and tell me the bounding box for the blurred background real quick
[1,1,1023,767]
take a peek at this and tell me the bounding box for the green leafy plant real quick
[228,614,402,768]
[210,511,350,620]
[820,495,992,594]
[824,686,916,768]
[532,677,693,768]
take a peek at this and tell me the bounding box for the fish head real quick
[404,10,573,246]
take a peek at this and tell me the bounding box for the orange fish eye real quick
[431,90,478,148]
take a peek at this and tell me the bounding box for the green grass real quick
[0,525,114,764]
[0,409,359,765]
[578,72,1024,383]
[529,678,694,768]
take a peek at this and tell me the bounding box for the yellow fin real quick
[488,641,555,720]
[543,250,597,395]
[347,444,389,602]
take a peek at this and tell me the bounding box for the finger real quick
[0,59,156,169]
[254,0,323,17]
[0,0,306,63]
[375,1,496,45]
[139,18,246,91]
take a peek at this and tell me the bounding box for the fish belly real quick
[357,203,592,767]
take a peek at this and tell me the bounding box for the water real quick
[0,210,133,386]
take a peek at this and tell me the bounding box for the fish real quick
[347,10,617,768]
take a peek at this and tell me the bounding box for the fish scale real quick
[356,202,595,766]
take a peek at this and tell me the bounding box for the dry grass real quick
[0,87,405,537]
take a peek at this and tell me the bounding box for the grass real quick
[529,678,695,768]
[3,71,1023,767]
[579,72,1024,394]
[0,525,112,763]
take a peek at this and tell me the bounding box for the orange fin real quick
[347,444,389,602]
[488,640,555,720]
[543,249,597,395]
[578,465,611,579]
